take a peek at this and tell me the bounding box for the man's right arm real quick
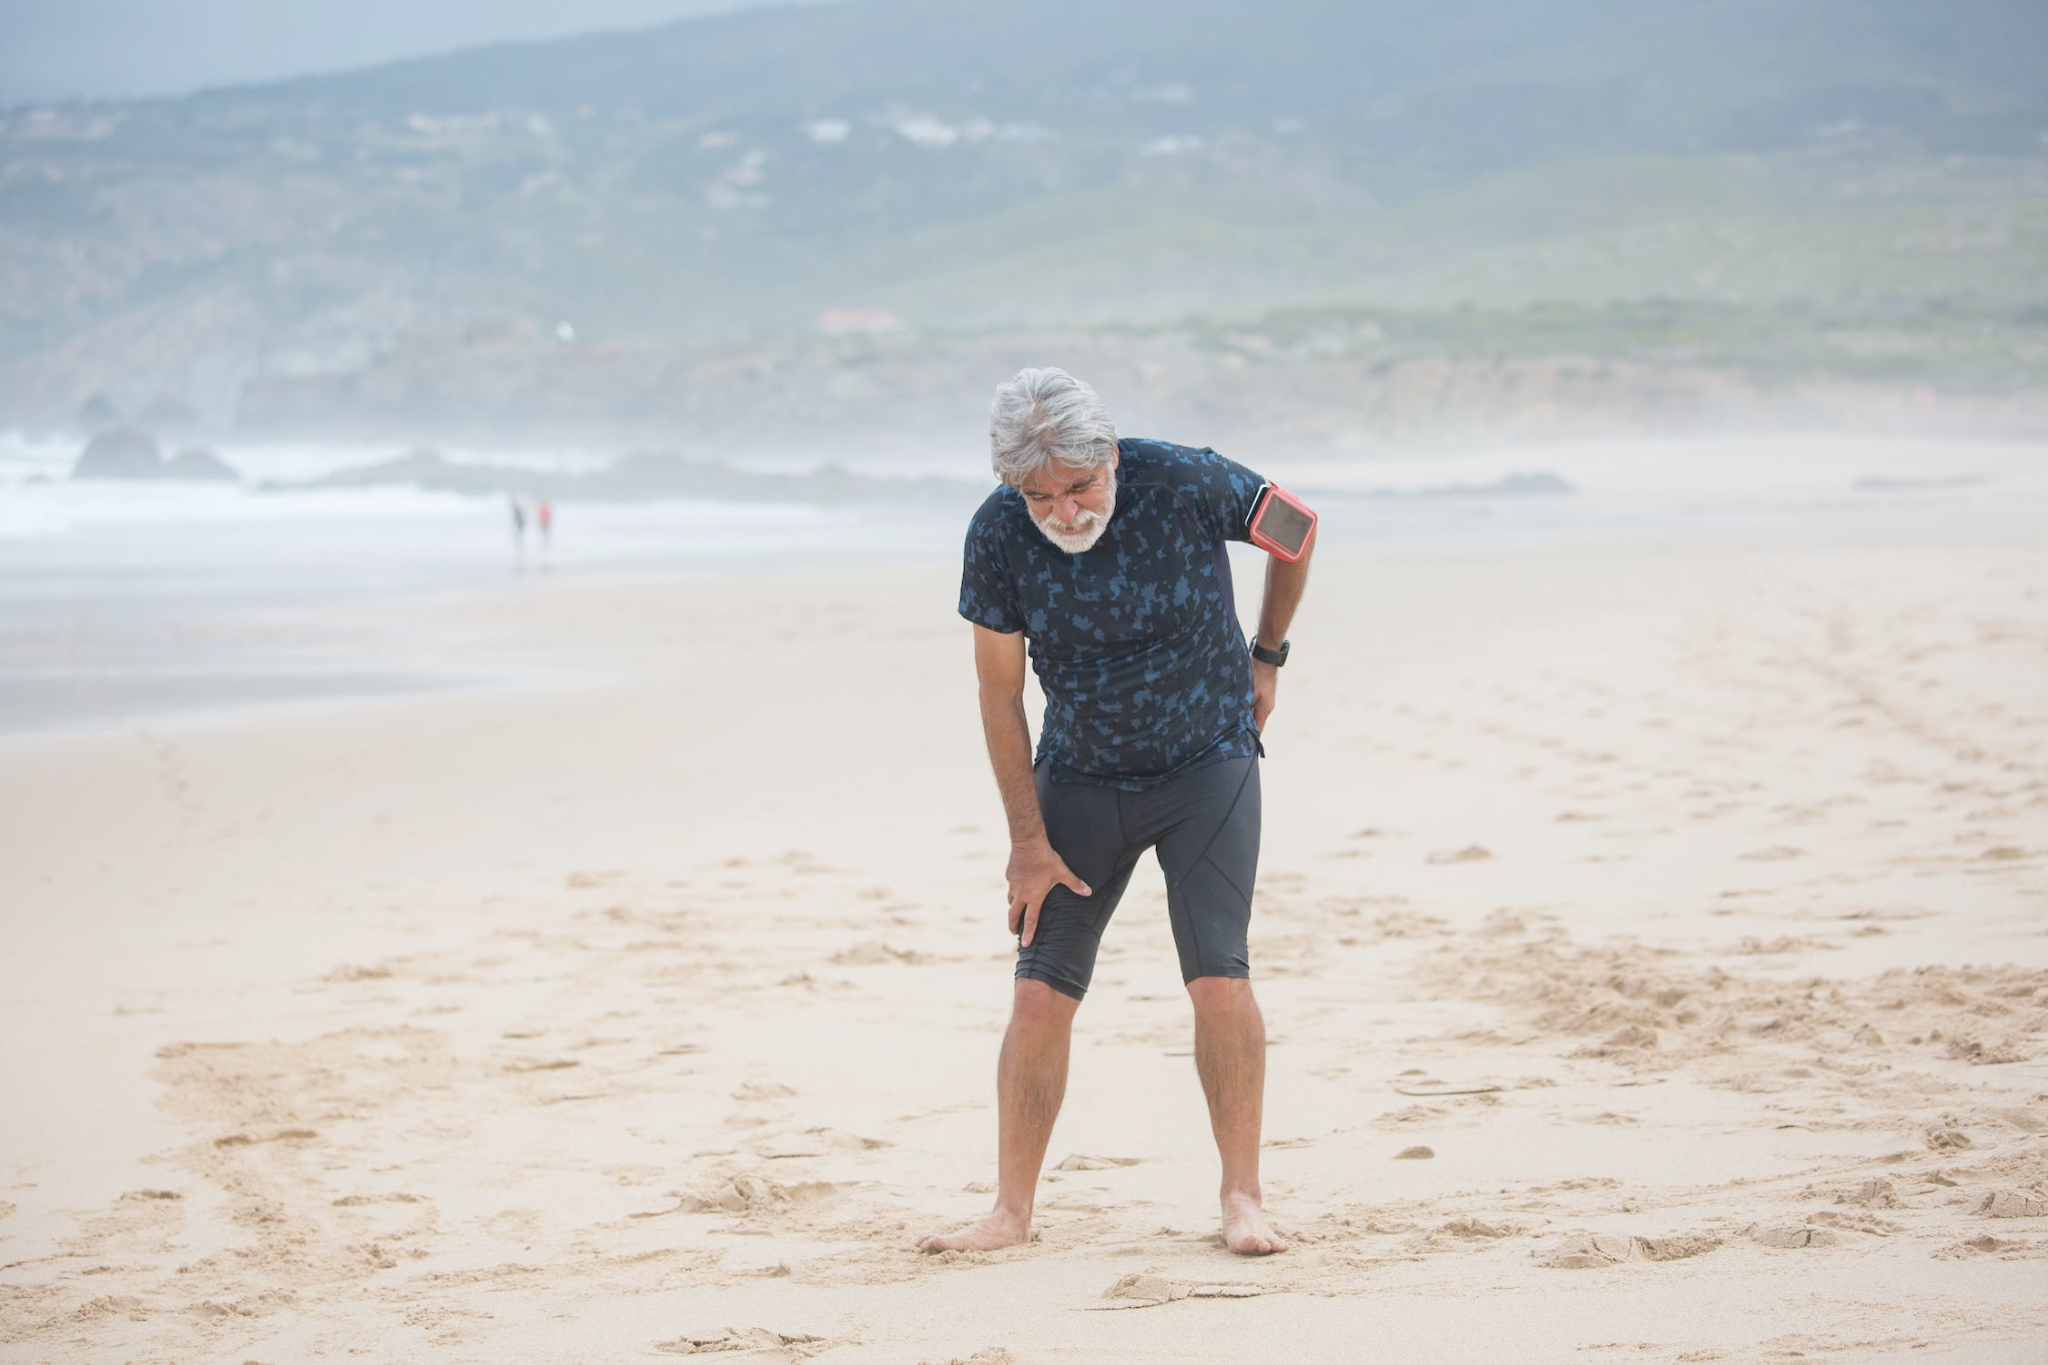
[972,624,1089,946]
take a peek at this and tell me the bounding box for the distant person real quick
[508,494,527,540]
[918,367,1317,1257]
[536,499,554,540]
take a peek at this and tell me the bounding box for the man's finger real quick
[1008,894,1026,936]
[1019,896,1043,948]
[1061,874,1092,897]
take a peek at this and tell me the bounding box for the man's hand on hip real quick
[1007,839,1091,947]
[1252,659,1279,734]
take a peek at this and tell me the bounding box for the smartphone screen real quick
[1254,491,1314,556]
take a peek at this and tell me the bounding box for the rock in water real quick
[164,447,240,483]
[72,429,163,480]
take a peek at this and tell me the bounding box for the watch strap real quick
[1249,636,1289,667]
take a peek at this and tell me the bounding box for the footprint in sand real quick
[829,941,926,966]
[1946,1036,2030,1064]
[1924,1118,1974,1151]
[756,1127,890,1159]
[484,1208,542,1243]
[665,1172,844,1215]
[1543,1231,1723,1267]
[732,1081,797,1102]
[1975,1190,2048,1218]
[214,1128,318,1148]
[1750,1224,1840,1249]
[1054,1154,1141,1171]
[656,1328,827,1355]
[1809,1210,1901,1235]
[1934,1234,2034,1259]
[1840,1178,1902,1208]
[1091,1273,1261,1309]
[1393,1078,1504,1098]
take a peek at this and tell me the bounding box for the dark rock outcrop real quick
[72,430,241,482]
[72,428,163,480]
[164,447,240,482]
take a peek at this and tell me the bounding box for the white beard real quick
[1031,468,1117,554]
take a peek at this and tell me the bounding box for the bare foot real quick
[1220,1194,1288,1255]
[916,1210,1031,1253]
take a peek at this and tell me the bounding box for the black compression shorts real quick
[1017,753,1261,1001]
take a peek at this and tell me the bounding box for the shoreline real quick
[7,437,2045,742]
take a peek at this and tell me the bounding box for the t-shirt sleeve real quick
[957,505,1023,633]
[1176,445,1267,545]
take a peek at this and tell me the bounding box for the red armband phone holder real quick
[1247,483,1317,562]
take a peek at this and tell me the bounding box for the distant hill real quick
[230,0,2048,149]
[1,0,2044,432]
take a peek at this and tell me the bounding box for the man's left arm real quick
[1250,521,1315,734]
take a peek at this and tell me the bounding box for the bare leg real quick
[1187,975,1287,1254]
[917,979,1080,1251]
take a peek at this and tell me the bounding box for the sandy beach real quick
[3,505,2047,1360]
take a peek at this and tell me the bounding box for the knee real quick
[1011,978,1079,1033]
[1186,975,1257,1017]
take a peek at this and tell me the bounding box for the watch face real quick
[1254,494,1313,556]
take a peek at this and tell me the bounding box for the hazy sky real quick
[0,0,793,104]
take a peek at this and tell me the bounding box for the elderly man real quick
[918,367,1315,1257]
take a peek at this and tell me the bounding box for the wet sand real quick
[2,535,2045,1362]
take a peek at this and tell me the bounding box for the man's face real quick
[1020,453,1118,554]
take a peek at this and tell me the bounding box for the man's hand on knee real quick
[1006,838,1090,947]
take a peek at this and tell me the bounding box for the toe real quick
[1225,1225,1288,1254]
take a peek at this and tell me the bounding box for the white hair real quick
[988,367,1118,488]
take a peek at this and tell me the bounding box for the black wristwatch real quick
[1249,636,1289,667]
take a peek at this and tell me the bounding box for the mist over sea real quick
[6,428,2043,737]
[0,433,897,734]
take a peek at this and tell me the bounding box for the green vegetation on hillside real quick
[1,0,2045,424]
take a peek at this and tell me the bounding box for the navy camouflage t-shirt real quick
[958,437,1267,789]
